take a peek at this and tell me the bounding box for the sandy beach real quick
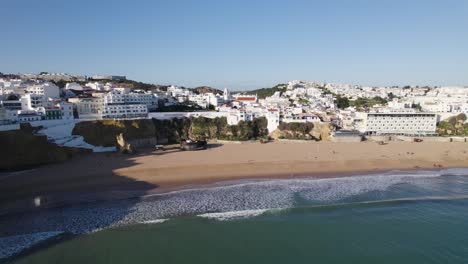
[1,141,468,212]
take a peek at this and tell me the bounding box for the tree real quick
[411,103,422,111]
[207,104,216,111]
[50,80,67,88]
[335,96,350,109]
[252,117,268,138]
[457,113,467,122]
[372,96,388,105]
[448,116,457,126]
[6,94,19,100]
[245,84,287,99]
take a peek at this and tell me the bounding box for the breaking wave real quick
[198,209,272,221]
[2,168,468,258]
[140,219,169,225]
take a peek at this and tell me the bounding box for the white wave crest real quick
[198,209,271,221]
[141,219,169,224]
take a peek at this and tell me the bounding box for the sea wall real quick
[366,135,468,143]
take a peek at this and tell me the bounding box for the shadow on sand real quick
[0,150,161,262]
[0,142,225,261]
[147,143,223,157]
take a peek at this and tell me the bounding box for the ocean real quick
[4,169,468,263]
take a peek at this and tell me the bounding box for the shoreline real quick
[1,141,467,214]
[1,166,466,217]
[1,163,468,262]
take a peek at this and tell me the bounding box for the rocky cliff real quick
[269,122,332,141]
[0,124,91,170]
[72,117,269,148]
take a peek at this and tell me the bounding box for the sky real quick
[2,0,468,90]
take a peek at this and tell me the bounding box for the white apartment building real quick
[68,97,104,119]
[26,82,60,99]
[65,82,84,91]
[59,102,74,120]
[266,110,280,133]
[69,93,150,119]
[103,91,158,110]
[0,107,18,124]
[226,110,262,125]
[91,75,126,81]
[21,94,46,110]
[205,93,220,107]
[85,82,110,91]
[1,100,22,110]
[101,104,148,119]
[188,94,208,108]
[17,111,42,122]
[366,109,437,136]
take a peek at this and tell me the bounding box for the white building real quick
[68,97,104,119]
[59,102,74,120]
[366,109,437,136]
[0,107,18,124]
[17,111,42,122]
[101,104,148,119]
[188,94,208,108]
[21,94,46,110]
[65,82,84,91]
[223,88,231,102]
[91,75,126,81]
[103,91,158,110]
[26,82,60,99]
[266,109,280,133]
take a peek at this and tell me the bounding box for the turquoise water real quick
[7,169,468,263]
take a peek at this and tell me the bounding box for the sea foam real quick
[198,209,271,221]
[0,231,63,259]
[2,169,466,259]
[140,219,169,224]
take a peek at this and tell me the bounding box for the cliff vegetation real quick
[72,117,270,147]
[437,114,468,136]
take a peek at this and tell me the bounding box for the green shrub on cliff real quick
[73,116,270,147]
[189,116,268,141]
[278,122,315,140]
[437,114,468,136]
[274,121,329,140]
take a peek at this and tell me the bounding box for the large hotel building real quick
[365,109,438,136]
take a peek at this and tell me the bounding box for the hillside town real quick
[0,73,467,139]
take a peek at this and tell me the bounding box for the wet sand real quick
[1,141,468,213]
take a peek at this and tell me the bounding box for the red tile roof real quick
[235,97,256,101]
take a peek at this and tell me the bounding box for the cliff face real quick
[72,120,158,147]
[0,124,90,170]
[72,117,270,147]
[437,114,468,136]
[269,122,332,141]
[73,118,331,149]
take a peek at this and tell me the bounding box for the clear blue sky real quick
[2,0,468,90]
